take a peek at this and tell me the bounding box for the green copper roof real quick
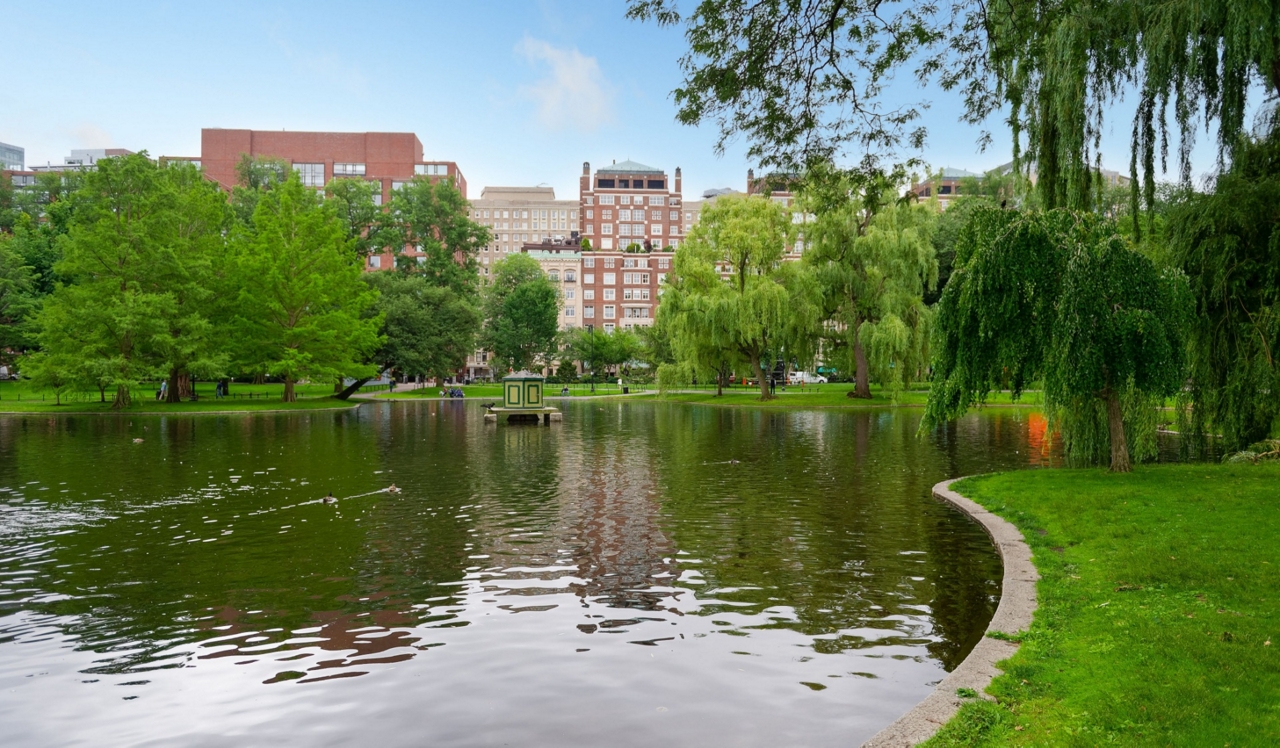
[597,160,662,175]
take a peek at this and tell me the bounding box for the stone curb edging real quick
[862,477,1039,747]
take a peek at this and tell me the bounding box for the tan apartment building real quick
[579,161,684,251]
[467,186,579,278]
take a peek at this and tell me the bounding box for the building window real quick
[586,196,594,206]
[602,224,613,234]
[619,224,631,236]
[603,323,615,332]
[586,224,594,235]
[334,162,366,176]
[603,272,616,284]
[368,255,381,269]
[670,211,678,221]
[584,258,595,268]
[584,273,595,284]
[649,196,665,206]
[584,289,595,300]
[599,195,615,205]
[564,271,576,282]
[586,209,593,219]
[604,288,616,300]
[416,164,449,176]
[604,305,616,319]
[658,258,671,269]
[619,209,631,221]
[584,306,595,318]
[293,163,325,187]
[604,258,615,268]
[623,258,637,268]
[622,272,650,284]
[548,270,560,281]
[653,224,664,235]
[392,181,408,191]
[597,179,616,189]
[624,307,650,318]
[647,181,664,190]
[565,306,575,317]
[565,289,575,300]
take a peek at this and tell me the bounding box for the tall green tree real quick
[326,177,389,259]
[230,173,382,401]
[802,174,938,398]
[481,254,560,374]
[35,154,192,408]
[664,194,818,400]
[924,209,1187,472]
[0,236,38,365]
[229,155,288,226]
[1166,127,1280,450]
[363,271,480,383]
[384,177,489,292]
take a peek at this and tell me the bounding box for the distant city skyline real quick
[5,1,1239,199]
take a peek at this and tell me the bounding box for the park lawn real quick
[0,381,355,414]
[376,383,649,400]
[924,463,1280,747]
[653,384,1038,408]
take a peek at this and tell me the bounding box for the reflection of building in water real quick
[469,425,680,614]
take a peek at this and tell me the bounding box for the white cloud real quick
[516,36,613,131]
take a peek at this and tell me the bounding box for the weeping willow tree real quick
[800,167,937,399]
[1166,123,1280,451]
[661,194,820,400]
[628,1,1279,222]
[924,208,1187,472]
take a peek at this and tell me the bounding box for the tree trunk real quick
[178,373,193,400]
[112,384,131,410]
[165,369,182,403]
[716,366,726,397]
[753,359,772,400]
[334,379,345,394]
[850,336,872,399]
[1105,387,1131,473]
[253,372,266,385]
[98,384,106,403]
[282,378,296,403]
[335,377,373,401]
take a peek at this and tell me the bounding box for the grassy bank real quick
[926,464,1280,746]
[375,383,650,400]
[0,381,357,414]
[653,384,1038,408]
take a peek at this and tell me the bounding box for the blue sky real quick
[4,1,1231,199]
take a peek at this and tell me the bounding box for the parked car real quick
[788,371,828,384]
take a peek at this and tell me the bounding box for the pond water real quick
[0,401,1061,746]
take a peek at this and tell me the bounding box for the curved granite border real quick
[862,477,1040,747]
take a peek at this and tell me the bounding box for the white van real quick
[787,371,827,384]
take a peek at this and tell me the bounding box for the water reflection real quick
[0,403,1118,745]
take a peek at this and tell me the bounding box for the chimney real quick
[583,161,589,175]
[674,166,682,196]
[747,168,755,192]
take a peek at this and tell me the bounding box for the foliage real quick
[480,254,560,373]
[802,171,938,399]
[0,235,38,364]
[661,194,819,400]
[34,154,206,408]
[230,155,288,226]
[1223,439,1280,465]
[927,466,1280,746]
[568,328,643,379]
[924,208,1187,471]
[325,178,390,259]
[384,177,489,293]
[363,271,479,382]
[1166,128,1280,451]
[228,172,382,401]
[626,0,954,170]
[927,197,996,305]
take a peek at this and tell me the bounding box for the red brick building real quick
[578,160,684,251]
[198,129,465,270]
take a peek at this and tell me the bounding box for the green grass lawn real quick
[925,463,1280,747]
[652,383,1039,408]
[375,382,650,399]
[0,380,354,414]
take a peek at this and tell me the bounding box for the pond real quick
[0,401,1060,746]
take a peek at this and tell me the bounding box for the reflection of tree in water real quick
[649,405,1025,667]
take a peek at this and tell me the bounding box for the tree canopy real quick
[481,254,560,374]
[1166,125,1280,451]
[924,208,1187,471]
[661,193,818,400]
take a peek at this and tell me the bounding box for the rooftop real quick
[596,159,662,175]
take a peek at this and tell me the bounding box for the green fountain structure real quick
[485,371,562,424]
